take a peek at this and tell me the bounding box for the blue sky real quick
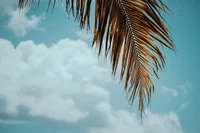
[0,0,199,133]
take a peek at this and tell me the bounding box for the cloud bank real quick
[0,38,184,133]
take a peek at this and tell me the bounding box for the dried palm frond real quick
[18,0,175,117]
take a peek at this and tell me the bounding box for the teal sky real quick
[0,1,199,133]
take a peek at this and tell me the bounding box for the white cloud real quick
[7,8,45,37]
[0,38,111,123]
[0,38,184,133]
[161,86,178,96]
[178,82,192,94]
[76,30,93,41]
[89,102,184,133]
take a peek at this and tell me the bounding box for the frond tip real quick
[18,0,175,117]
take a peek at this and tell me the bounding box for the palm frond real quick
[18,0,175,117]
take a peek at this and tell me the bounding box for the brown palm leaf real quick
[18,0,175,116]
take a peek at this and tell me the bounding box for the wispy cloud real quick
[178,101,189,112]
[7,8,45,37]
[161,86,178,96]
[178,82,192,94]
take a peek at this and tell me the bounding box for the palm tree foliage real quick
[18,0,175,116]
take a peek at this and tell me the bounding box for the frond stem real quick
[116,0,143,82]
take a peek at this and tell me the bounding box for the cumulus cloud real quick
[8,9,45,37]
[89,102,184,133]
[161,86,178,96]
[0,38,110,123]
[0,38,184,133]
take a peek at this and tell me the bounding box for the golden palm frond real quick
[18,0,175,116]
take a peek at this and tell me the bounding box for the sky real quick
[0,0,199,133]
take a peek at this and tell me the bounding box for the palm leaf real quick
[18,0,175,116]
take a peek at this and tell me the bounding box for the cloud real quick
[0,38,111,123]
[89,102,184,133]
[7,8,45,37]
[178,82,192,94]
[0,38,184,133]
[161,86,178,96]
[76,30,93,41]
[178,101,189,112]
